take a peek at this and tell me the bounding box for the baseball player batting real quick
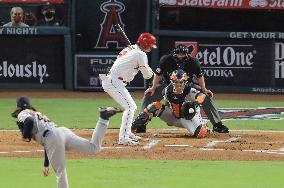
[11,96,122,188]
[99,32,156,146]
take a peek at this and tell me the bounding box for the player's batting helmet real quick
[137,33,157,49]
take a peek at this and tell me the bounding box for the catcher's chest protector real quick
[166,85,191,118]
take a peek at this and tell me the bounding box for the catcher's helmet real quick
[16,96,31,108]
[137,33,157,49]
[170,69,189,94]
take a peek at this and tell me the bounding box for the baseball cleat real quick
[213,122,229,133]
[129,133,142,142]
[118,137,140,146]
[99,107,122,120]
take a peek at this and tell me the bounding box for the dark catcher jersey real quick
[155,54,203,85]
[164,83,192,119]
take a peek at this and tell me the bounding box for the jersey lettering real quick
[36,112,51,123]
[117,47,132,58]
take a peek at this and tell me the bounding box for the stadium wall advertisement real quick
[0,36,65,88]
[159,0,284,10]
[74,0,149,91]
[74,54,146,91]
[160,37,284,93]
[75,0,148,51]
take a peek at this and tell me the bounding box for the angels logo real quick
[95,0,126,49]
[249,0,268,7]
[201,107,284,121]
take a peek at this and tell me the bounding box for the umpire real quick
[135,44,229,133]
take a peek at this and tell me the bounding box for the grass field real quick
[0,158,284,188]
[1,97,284,188]
[1,98,284,130]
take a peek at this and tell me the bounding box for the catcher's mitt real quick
[181,101,197,120]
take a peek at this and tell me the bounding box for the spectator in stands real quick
[3,7,29,27]
[36,5,61,26]
[23,11,37,26]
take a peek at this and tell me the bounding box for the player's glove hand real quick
[144,86,156,96]
[181,101,197,120]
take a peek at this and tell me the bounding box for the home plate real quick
[164,144,192,147]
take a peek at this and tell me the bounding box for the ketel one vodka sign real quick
[196,43,257,79]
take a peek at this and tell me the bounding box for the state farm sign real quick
[159,0,284,10]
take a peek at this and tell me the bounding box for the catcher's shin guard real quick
[132,102,163,133]
[131,112,150,133]
[193,125,208,139]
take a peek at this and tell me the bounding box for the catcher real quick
[132,69,208,138]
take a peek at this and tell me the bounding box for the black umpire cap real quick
[16,96,31,108]
[173,44,194,55]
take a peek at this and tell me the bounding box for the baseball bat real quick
[115,24,132,46]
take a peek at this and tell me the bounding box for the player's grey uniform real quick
[160,87,206,135]
[141,77,222,126]
[18,109,108,188]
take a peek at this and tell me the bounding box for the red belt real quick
[118,77,127,83]
[108,72,126,83]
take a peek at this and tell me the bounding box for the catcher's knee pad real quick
[193,124,208,139]
[145,101,164,117]
[131,112,150,133]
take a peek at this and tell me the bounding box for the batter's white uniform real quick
[100,44,153,143]
[18,109,109,188]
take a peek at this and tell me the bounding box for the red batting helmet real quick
[137,33,157,49]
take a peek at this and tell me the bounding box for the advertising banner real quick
[160,37,284,93]
[0,36,64,87]
[75,0,147,51]
[159,0,284,10]
[75,54,146,90]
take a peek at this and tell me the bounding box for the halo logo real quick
[95,0,126,49]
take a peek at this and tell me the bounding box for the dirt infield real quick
[0,90,284,101]
[1,129,284,161]
[1,91,284,161]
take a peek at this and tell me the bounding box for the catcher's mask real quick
[170,69,189,94]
